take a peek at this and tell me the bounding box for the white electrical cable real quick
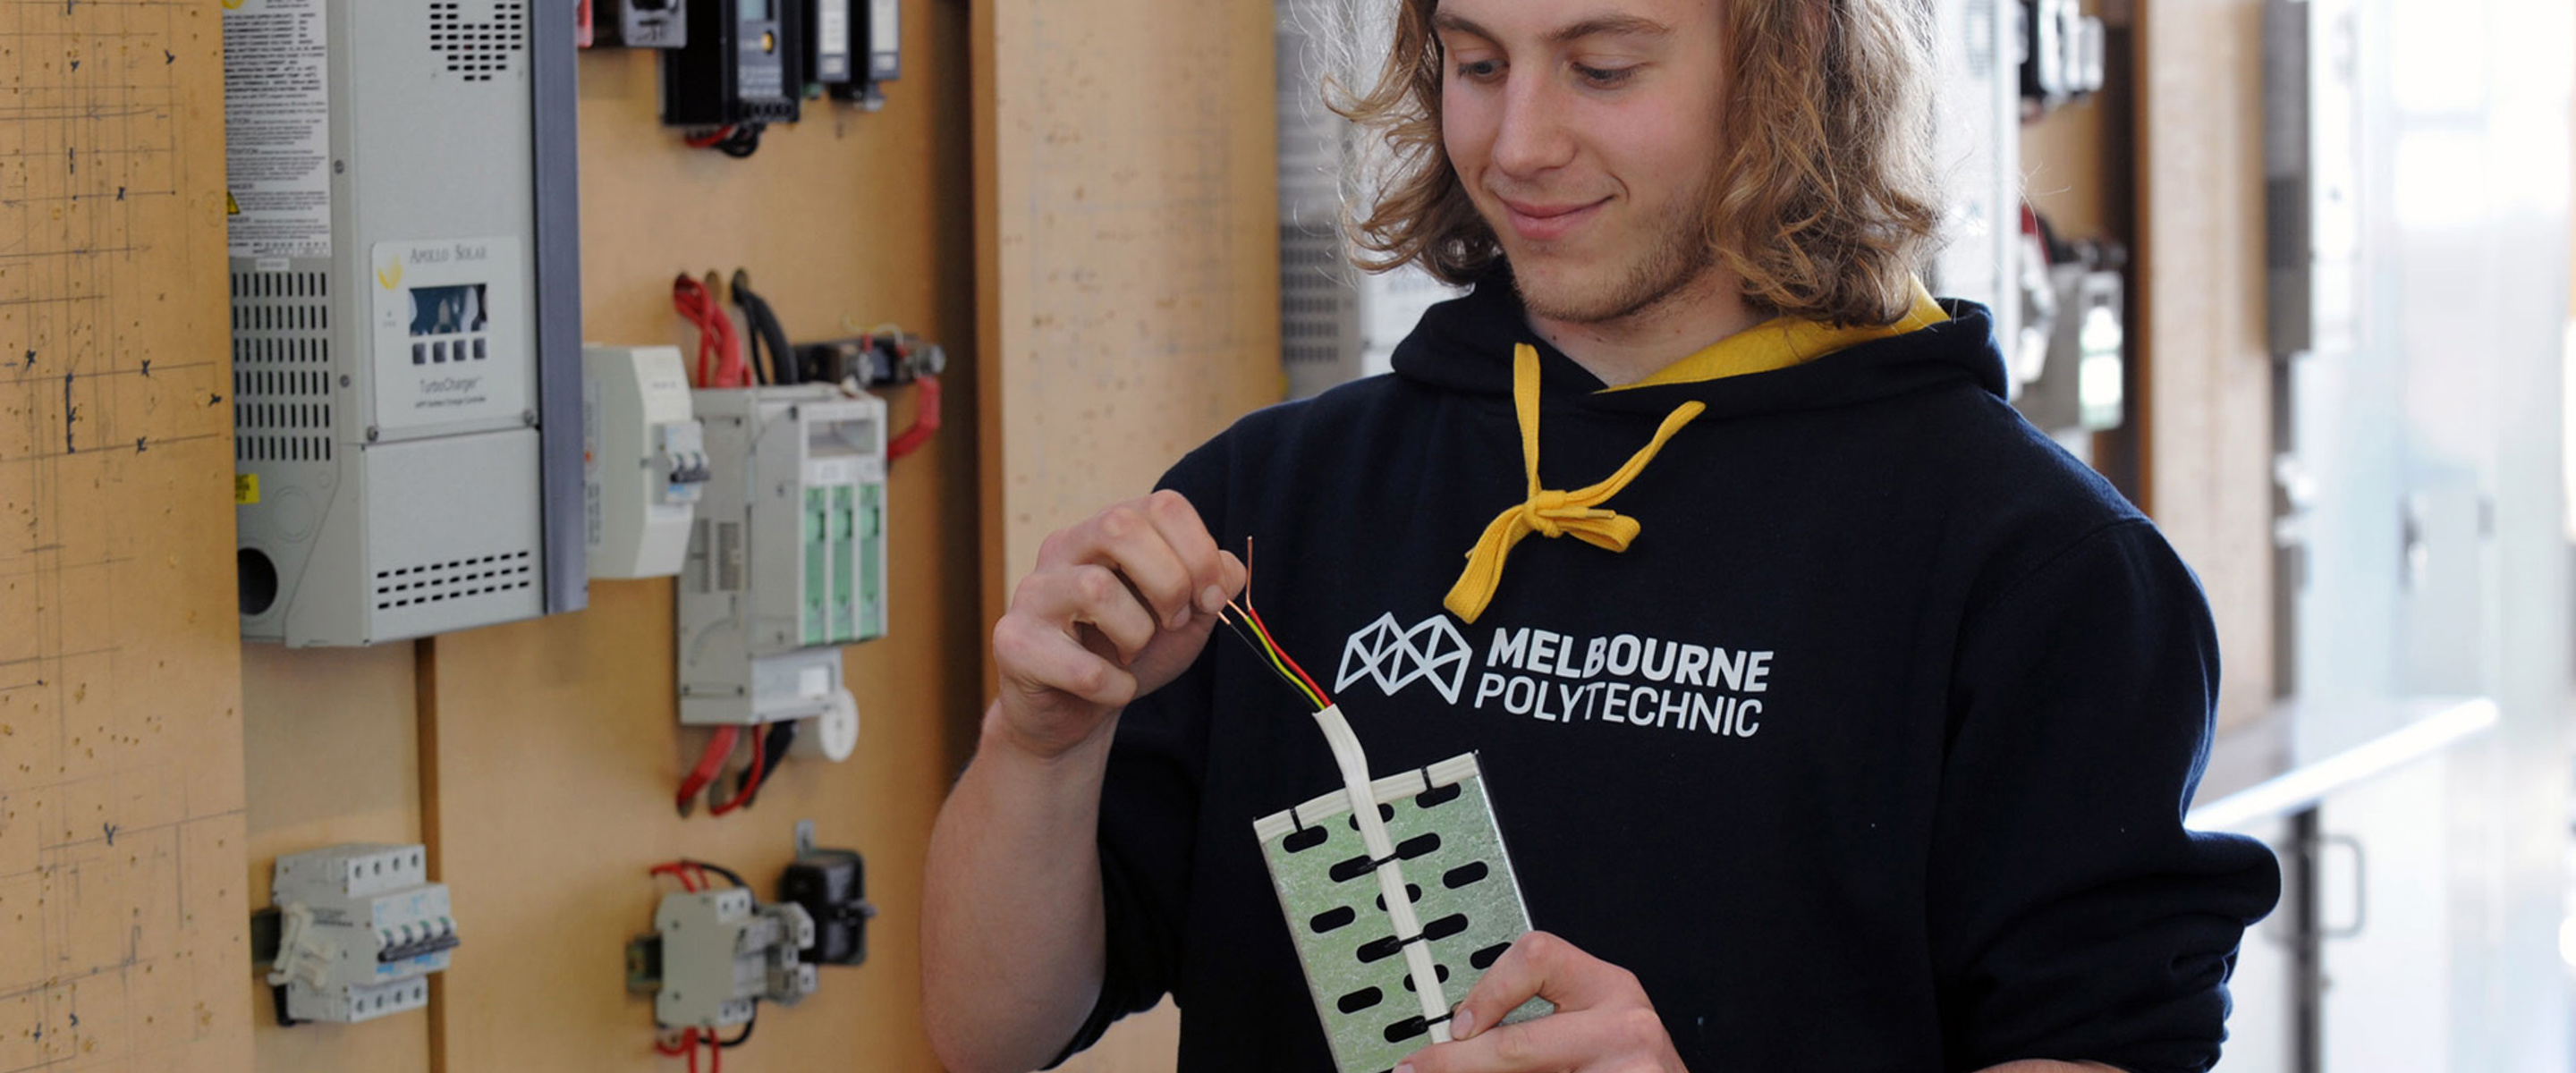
[1310,704,1453,1045]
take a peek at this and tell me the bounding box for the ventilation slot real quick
[430,2,526,82]
[374,550,536,611]
[1279,222,1350,368]
[232,272,335,464]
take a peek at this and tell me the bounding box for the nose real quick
[1488,67,1577,180]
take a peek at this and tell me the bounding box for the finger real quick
[1072,503,1202,629]
[1399,1006,1670,1073]
[992,613,1139,708]
[1140,490,1234,615]
[1011,564,1158,662]
[1450,933,1640,1040]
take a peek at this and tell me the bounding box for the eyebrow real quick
[1430,10,1674,46]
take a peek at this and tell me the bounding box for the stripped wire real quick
[1210,539,1334,712]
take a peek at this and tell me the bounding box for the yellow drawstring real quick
[1442,345,1706,624]
[1441,282,1951,623]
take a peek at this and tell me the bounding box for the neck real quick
[1528,267,1764,387]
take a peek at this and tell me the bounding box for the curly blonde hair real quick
[1335,0,1945,327]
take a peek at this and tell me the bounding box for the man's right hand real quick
[989,489,1246,760]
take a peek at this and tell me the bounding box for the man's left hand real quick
[1395,931,1684,1073]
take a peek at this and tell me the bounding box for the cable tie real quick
[1398,931,1430,947]
[1427,1012,1454,1027]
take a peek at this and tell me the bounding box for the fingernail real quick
[1452,1008,1474,1038]
[1199,585,1226,613]
[1170,607,1191,630]
[1394,1066,1413,1073]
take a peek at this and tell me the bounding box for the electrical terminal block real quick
[266,843,457,1026]
[647,886,818,1030]
[677,385,886,727]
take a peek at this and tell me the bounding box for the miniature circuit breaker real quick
[646,886,818,1030]
[1256,749,1553,1073]
[266,843,459,1025]
[677,384,887,726]
[584,345,709,579]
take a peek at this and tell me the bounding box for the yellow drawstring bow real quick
[1439,284,1951,621]
[1442,344,1706,624]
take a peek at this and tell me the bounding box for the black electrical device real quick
[824,0,898,106]
[663,0,802,128]
[597,0,688,48]
[803,0,854,96]
[780,845,877,967]
[794,334,945,387]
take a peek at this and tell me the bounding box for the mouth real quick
[1495,195,1610,243]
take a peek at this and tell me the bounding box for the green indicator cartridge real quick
[832,485,858,642]
[858,483,885,639]
[803,487,829,646]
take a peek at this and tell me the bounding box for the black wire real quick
[713,123,764,158]
[684,859,750,890]
[719,1015,755,1048]
[1216,614,1320,709]
[731,272,800,384]
[739,721,798,805]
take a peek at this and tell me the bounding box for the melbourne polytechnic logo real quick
[1335,613,1472,704]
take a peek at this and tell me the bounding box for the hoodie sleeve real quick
[1045,439,1233,1066]
[1929,520,2283,1073]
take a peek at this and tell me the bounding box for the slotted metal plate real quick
[1254,753,1553,1073]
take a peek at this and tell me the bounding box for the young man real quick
[925,0,2281,1070]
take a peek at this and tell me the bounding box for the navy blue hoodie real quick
[1058,278,2283,1073]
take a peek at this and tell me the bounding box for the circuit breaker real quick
[267,844,459,1025]
[595,0,688,47]
[226,0,585,646]
[649,886,818,1029]
[585,345,708,579]
[678,385,886,726]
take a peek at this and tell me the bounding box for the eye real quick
[1573,63,1638,89]
[1454,58,1504,82]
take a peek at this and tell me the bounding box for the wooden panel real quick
[410,0,986,1069]
[972,2,1283,1069]
[242,646,426,1073]
[2138,0,2276,731]
[974,0,1285,599]
[0,0,251,1070]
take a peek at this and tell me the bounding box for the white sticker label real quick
[869,0,897,58]
[820,3,850,55]
[223,0,332,258]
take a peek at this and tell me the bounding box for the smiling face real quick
[1434,0,1734,326]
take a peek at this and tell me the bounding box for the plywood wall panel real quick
[0,1,250,1070]
[975,0,1285,598]
[242,645,426,1073]
[2138,0,2277,731]
[412,1,982,1070]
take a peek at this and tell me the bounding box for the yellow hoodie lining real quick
[1440,282,1952,624]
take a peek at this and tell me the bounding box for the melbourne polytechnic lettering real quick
[1470,626,1770,738]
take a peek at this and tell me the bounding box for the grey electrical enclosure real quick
[677,385,888,726]
[226,0,584,646]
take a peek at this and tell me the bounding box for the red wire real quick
[675,724,742,815]
[1241,603,1331,706]
[886,373,941,460]
[708,726,767,816]
[684,126,734,148]
[672,276,746,388]
[648,863,702,892]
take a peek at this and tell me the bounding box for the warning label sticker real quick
[223,0,331,259]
